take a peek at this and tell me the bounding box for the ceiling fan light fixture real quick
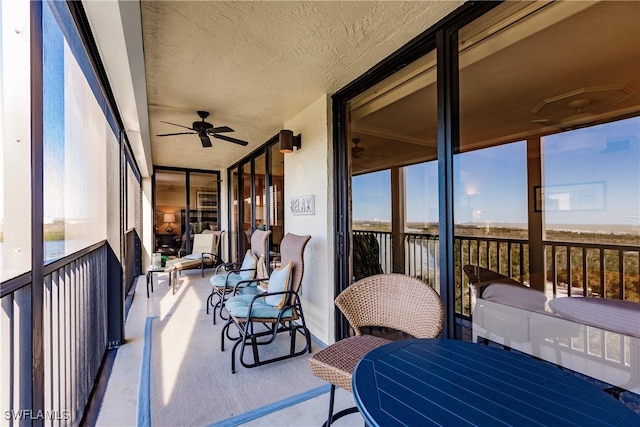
[279,130,301,153]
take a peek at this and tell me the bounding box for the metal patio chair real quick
[220,233,311,373]
[207,229,271,323]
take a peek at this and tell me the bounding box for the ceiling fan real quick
[156,110,249,147]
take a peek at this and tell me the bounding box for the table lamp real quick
[163,213,176,233]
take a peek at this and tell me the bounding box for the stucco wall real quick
[284,95,334,345]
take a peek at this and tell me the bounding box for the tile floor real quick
[94,270,361,427]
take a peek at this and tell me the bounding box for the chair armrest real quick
[201,252,220,262]
[242,289,299,322]
[231,276,268,294]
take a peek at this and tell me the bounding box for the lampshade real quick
[279,130,301,153]
[163,213,176,233]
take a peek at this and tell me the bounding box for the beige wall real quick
[284,95,335,345]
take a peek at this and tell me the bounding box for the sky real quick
[353,116,640,230]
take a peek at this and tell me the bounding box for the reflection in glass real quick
[230,168,239,262]
[348,50,438,284]
[154,170,185,257]
[457,0,639,388]
[268,144,285,253]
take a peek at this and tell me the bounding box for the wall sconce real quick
[163,213,176,233]
[279,130,301,153]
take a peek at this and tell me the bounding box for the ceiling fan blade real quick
[160,120,194,131]
[157,131,196,137]
[213,133,249,146]
[208,126,234,134]
[199,132,213,147]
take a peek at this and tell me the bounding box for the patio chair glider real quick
[220,233,311,373]
[207,250,262,324]
[207,229,271,323]
[165,230,224,280]
[309,274,444,427]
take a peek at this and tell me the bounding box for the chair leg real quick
[206,292,213,314]
[323,384,336,427]
[212,300,221,324]
[322,384,360,426]
[221,318,233,351]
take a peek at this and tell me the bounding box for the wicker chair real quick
[220,233,311,373]
[309,274,444,426]
[165,230,224,279]
[207,229,271,323]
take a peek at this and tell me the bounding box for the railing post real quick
[106,246,124,347]
[31,0,45,422]
[391,167,406,273]
[527,138,545,292]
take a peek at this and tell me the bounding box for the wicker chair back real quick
[335,273,444,339]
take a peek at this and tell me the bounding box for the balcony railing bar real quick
[619,250,625,300]
[582,247,588,297]
[0,272,32,299]
[354,229,639,307]
[2,244,108,426]
[601,249,607,299]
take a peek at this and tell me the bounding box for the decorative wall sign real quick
[291,195,315,215]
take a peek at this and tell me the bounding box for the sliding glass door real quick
[228,136,283,264]
[336,0,639,340]
[347,50,440,291]
[154,168,220,257]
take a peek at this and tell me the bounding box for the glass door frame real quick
[332,2,498,340]
[152,166,221,256]
[227,134,280,264]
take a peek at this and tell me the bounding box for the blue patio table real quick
[352,338,640,426]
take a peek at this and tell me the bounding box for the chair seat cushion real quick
[482,283,547,312]
[225,294,293,319]
[166,258,201,270]
[309,335,391,392]
[210,272,246,290]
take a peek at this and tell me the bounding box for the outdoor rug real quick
[138,272,326,426]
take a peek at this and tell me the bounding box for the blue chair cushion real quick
[225,294,293,319]
[239,250,258,280]
[210,272,247,290]
[265,261,293,309]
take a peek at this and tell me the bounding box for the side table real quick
[146,267,172,298]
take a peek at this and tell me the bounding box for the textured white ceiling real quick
[140,1,464,171]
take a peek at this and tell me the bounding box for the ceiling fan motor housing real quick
[193,120,213,131]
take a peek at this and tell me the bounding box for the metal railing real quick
[352,229,640,317]
[1,243,109,426]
